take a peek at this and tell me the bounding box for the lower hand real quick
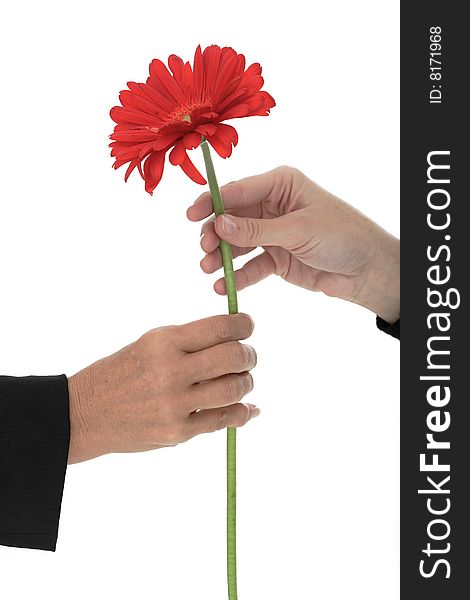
[67,314,259,464]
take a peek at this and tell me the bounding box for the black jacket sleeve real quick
[0,375,70,551]
[376,316,400,340]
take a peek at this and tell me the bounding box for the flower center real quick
[169,99,211,123]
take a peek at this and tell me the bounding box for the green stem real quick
[200,136,238,600]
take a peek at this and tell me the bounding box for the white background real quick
[0,1,400,598]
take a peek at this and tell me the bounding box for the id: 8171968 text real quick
[429,26,443,104]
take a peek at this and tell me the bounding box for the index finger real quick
[173,313,255,353]
[186,168,280,222]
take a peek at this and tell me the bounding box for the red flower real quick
[109,44,275,195]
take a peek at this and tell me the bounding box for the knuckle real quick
[245,218,261,241]
[220,378,234,401]
[158,398,178,423]
[237,372,253,397]
[161,415,193,445]
[224,341,246,367]
[273,164,290,176]
[221,375,243,401]
[159,426,181,446]
[140,328,159,348]
[239,313,255,336]
[274,164,298,179]
[216,408,230,431]
[151,357,184,392]
[273,165,303,199]
[201,217,215,235]
[234,403,252,426]
[176,421,193,443]
[222,180,243,202]
[214,316,236,341]
[168,356,185,380]
[245,372,254,392]
[141,326,173,349]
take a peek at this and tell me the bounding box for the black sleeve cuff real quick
[376,316,400,340]
[0,374,70,551]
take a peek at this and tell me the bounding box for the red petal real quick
[111,141,151,162]
[143,151,165,195]
[113,123,137,132]
[169,140,186,165]
[202,45,221,95]
[112,158,128,169]
[138,82,173,114]
[218,104,250,121]
[262,91,276,109]
[215,87,248,114]
[153,132,182,150]
[121,84,162,116]
[237,54,246,73]
[110,143,132,160]
[111,130,158,143]
[168,54,184,83]
[181,61,193,97]
[118,89,137,108]
[110,106,159,127]
[207,137,231,158]
[149,59,185,104]
[242,74,264,93]
[220,46,235,58]
[219,75,243,102]
[183,132,202,150]
[195,123,218,137]
[193,44,204,98]
[213,51,239,100]
[138,141,156,159]
[242,62,262,79]
[199,111,219,120]
[150,152,165,181]
[179,154,206,185]
[124,160,138,182]
[247,91,276,116]
[206,124,238,158]
[217,123,238,146]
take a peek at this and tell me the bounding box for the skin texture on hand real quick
[188,166,400,324]
[67,314,259,464]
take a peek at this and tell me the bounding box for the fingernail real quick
[221,215,238,235]
[244,344,257,365]
[244,313,255,331]
[246,403,260,418]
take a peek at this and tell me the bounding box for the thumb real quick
[215,213,299,249]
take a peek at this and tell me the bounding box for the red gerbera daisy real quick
[109,44,275,194]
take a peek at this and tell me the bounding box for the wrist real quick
[355,233,400,324]
[67,367,102,464]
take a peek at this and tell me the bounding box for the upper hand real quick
[187,166,400,323]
